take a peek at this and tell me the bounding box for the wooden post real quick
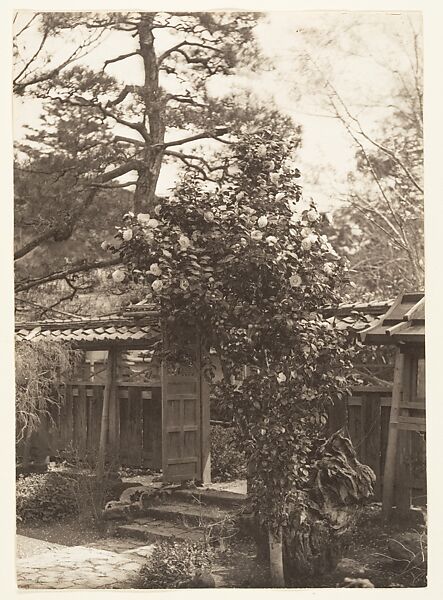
[108,349,120,471]
[96,348,117,481]
[396,353,412,514]
[199,338,211,484]
[382,348,404,520]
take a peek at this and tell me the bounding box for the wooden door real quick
[161,360,202,482]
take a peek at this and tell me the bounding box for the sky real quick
[13,10,422,211]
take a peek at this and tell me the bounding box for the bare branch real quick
[14,13,38,38]
[158,40,221,64]
[15,295,87,319]
[15,257,121,293]
[103,51,140,70]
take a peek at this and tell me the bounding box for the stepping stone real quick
[116,520,206,543]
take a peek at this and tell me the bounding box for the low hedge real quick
[138,540,214,588]
[16,472,79,523]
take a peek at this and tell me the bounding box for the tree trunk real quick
[269,527,285,587]
[133,14,166,213]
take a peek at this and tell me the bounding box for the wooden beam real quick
[382,348,404,520]
[96,348,117,481]
[200,339,211,484]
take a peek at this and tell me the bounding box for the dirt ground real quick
[17,501,427,588]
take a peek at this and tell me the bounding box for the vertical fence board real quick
[119,389,130,465]
[128,387,143,465]
[363,394,381,498]
[347,401,361,450]
[59,386,73,449]
[73,386,87,455]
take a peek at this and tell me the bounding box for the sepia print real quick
[13,8,425,590]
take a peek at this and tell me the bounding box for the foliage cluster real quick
[15,340,83,443]
[16,472,79,523]
[113,130,355,535]
[210,425,246,482]
[138,540,214,589]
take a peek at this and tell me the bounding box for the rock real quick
[388,531,427,566]
[119,486,148,504]
[103,500,130,521]
[340,577,374,588]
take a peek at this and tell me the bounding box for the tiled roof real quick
[15,298,398,343]
[360,293,425,345]
[15,313,161,345]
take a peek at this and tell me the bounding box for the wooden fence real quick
[47,383,162,469]
[22,383,426,505]
[329,386,427,504]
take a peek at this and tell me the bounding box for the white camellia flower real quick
[290,213,301,225]
[301,227,313,237]
[266,235,278,245]
[257,144,267,157]
[180,278,190,291]
[275,192,285,202]
[265,160,275,171]
[147,218,159,228]
[251,230,263,241]
[178,234,191,250]
[236,191,245,201]
[150,263,162,276]
[101,241,109,251]
[204,210,215,222]
[289,273,302,288]
[257,215,268,228]
[301,237,312,251]
[112,269,125,283]
[162,249,172,258]
[240,237,248,247]
[276,372,287,383]
[154,204,162,216]
[137,213,150,224]
[307,209,318,222]
[323,263,334,276]
[151,279,164,293]
[122,229,133,242]
[145,231,154,244]
[270,173,280,185]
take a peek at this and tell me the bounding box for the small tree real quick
[113,130,354,585]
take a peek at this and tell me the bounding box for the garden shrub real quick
[210,425,246,482]
[138,540,214,589]
[16,472,79,523]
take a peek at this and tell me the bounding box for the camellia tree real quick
[110,130,355,585]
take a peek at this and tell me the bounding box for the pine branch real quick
[156,127,229,149]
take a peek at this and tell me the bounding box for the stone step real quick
[143,502,235,529]
[169,488,247,509]
[116,519,206,544]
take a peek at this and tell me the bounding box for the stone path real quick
[16,540,155,589]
